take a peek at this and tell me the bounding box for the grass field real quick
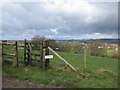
[2,48,118,88]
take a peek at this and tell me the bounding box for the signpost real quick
[45,55,53,59]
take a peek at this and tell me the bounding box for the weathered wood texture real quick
[44,41,49,70]
[24,39,50,70]
[2,40,18,68]
[40,41,43,68]
[24,39,27,65]
[15,41,18,67]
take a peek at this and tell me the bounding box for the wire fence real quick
[49,44,119,58]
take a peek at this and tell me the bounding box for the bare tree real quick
[31,35,47,42]
[31,35,47,50]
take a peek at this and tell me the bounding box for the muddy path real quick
[2,77,63,88]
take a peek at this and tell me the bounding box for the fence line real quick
[2,41,18,67]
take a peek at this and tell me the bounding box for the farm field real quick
[2,0,119,88]
[2,48,118,88]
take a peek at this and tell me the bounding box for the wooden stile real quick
[24,39,50,70]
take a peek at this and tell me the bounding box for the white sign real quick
[45,55,53,59]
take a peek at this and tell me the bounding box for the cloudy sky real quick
[1,0,118,40]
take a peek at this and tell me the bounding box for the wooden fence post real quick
[44,40,49,69]
[84,48,87,77]
[30,43,32,65]
[15,41,18,67]
[84,48,86,70]
[12,41,18,68]
[24,39,27,65]
[40,40,43,68]
[28,43,32,65]
[27,45,30,65]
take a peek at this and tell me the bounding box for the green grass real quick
[107,49,118,56]
[2,48,118,88]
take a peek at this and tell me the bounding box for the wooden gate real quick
[2,40,18,67]
[24,39,49,69]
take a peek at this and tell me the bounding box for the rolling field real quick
[2,48,118,88]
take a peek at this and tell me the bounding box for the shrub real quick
[109,53,120,59]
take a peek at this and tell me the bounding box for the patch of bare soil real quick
[2,77,62,88]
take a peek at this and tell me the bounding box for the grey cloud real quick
[2,1,118,40]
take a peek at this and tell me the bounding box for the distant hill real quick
[1,38,119,44]
[55,38,119,44]
[98,39,119,43]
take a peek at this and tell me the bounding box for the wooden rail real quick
[2,41,18,67]
[2,53,16,56]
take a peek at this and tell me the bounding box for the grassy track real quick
[2,49,118,88]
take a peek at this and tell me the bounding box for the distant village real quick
[55,40,118,51]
